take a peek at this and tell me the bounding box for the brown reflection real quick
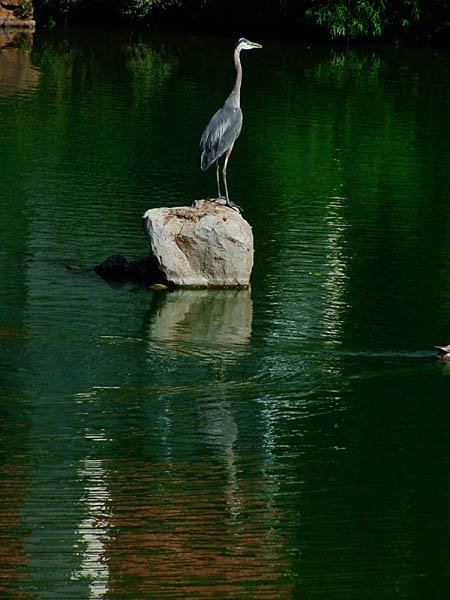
[0,458,30,600]
[105,459,292,599]
[0,326,23,339]
[0,29,38,97]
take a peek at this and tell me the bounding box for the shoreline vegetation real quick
[32,1,449,45]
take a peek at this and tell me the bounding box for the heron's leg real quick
[222,145,243,212]
[207,160,222,204]
[222,146,232,203]
[215,160,222,199]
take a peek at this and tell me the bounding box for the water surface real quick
[1,26,449,599]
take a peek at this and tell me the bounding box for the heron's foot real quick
[207,197,243,213]
[225,199,243,213]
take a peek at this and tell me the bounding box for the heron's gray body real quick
[199,38,261,210]
[200,104,242,172]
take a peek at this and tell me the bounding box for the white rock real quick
[142,199,253,288]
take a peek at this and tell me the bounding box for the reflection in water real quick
[139,290,290,597]
[72,453,111,599]
[322,194,348,347]
[106,460,290,599]
[145,288,252,351]
[66,289,291,598]
[0,30,38,97]
[143,289,252,476]
[0,458,29,600]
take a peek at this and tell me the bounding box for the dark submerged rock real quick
[94,254,168,286]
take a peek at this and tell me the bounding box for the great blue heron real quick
[199,38,262,211]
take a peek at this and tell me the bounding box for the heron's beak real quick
[249,41,263,49]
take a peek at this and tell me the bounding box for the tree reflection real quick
[105,458,292,599]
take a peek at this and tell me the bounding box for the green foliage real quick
[33,0,178,22]
[113,0,178,19]
[35,0,84,17]
[31,0,448,41]
[14,0,34,19]
[306,0,421,39]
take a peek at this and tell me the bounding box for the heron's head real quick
[236,38,263,52]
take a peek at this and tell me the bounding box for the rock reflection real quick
[0,30,38,97]
[145,288,253,353]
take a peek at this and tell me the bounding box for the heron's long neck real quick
[226,48,242,109]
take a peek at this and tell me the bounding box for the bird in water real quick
[199,38,262,212]
[435,345,450,360]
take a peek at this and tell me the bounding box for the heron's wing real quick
[200,106,242,171]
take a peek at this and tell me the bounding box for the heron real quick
[199,38,262,211]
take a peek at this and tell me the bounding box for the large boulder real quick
[142,199,253,288]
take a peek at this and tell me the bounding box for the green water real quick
[1,26,449,599]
